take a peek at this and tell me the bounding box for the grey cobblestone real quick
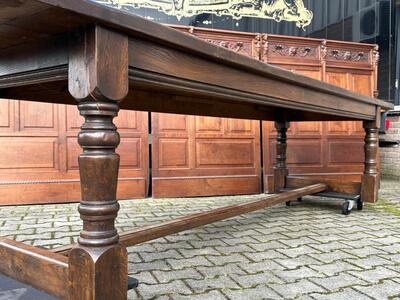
[309,287,373,300]
[153,269,203,283]
[348,266,400,284]
[1,178,400,299]
[354,279,400,299]
[269,279,326,299]
[185,275,238,293]
[223,285,281,300]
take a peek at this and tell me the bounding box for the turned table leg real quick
[67,25,129,300]
[361,120,380,204]
[273,121,290,193]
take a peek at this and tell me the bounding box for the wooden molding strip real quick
[0,238,69,299]
[52,184,326,256]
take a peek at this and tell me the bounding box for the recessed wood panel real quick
[0,138,57,169]
[270,140,322,166]
[159,139,188,168]
[115,110,138,130]
[117,138,140,169]
[328,141,365,164]
[227,119,253,134]
[195,116,223,133]
[0,100,11,129]
[158,113,188,132]
[66,105,83,131]
[20,101,56,130]
[327,121,349,134]
[295,122,321,135]
[66,137,80,170]
[326,72,348,89]
[196,140,254,167]
[351,74,371,97]
[295,70,321,80]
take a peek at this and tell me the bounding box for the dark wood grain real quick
[67,25,128,300]
[361,109,380,203]
[273,121,290,193]
[0,238,68,299]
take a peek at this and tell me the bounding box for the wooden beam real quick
[52,184,326,256]
[286,176,361,195]
[0,238,68,299]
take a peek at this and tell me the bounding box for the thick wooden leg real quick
[273,121,290,193]
[361,120,379,203]
[68,25,129,300]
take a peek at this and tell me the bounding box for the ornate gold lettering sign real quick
[107,0,313,30]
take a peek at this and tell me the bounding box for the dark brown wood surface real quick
[0,238,68,299]
[0,0,391,122]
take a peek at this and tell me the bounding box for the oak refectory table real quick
[0,1,393,299]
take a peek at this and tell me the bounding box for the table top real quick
[0,0,393,121]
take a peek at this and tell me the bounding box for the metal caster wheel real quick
[357,200,363,211]
[286,201,291,206]
[341,201,351,215]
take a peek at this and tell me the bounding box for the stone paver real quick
[1,179,400,299]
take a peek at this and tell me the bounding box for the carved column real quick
[68,25,129,300]
[361,120,380,203]
[273,121,290,193]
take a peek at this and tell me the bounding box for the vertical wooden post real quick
[273,121,290,193]
[361,119,380,204]
[68,25,129,300]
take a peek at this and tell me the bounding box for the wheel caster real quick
[341,201,351,215]
[357,200,363,211]
[297,197,302,202]
[286,201,291,206]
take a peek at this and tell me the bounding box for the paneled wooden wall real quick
[0,102,148,205]
[152,114,261,197]
[0,26,378,204]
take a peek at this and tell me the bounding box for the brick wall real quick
[380,114,400,177]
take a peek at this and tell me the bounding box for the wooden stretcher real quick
[0,0,393,299]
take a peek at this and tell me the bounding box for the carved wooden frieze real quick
[268,43,317,59]
[203,38,253,56]
[326,48,370,63]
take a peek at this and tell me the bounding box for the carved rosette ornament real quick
[327,49,368,62]
[270,43,314,58]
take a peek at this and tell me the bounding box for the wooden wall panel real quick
[0,100,148,205]
[262,37,376,192]
[152,114,261,198]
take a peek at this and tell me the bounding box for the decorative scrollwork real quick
[328,49,368,62]
[205,39,250,55]
[270,44,315,58]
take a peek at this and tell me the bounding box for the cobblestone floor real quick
[1,178,400,299]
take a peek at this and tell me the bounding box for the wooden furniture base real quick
[0,1,392,299]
